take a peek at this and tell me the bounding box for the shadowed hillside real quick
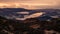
[0,16,60,34]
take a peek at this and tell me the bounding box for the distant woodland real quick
[0,16,60,34]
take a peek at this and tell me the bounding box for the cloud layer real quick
[0,0,60,9]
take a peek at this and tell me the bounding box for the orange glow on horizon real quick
[0,0,59,9]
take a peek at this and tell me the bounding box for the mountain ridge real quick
[0,8,60,20]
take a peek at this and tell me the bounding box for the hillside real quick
[0,16,60,34]
[0,8,60,20]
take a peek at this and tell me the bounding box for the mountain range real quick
[0,8,60,20]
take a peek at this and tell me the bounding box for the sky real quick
[0,0,60,9]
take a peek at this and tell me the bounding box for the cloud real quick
[15,12,44,20]
[25,12,44,18]
[16,12,29,14]
[0,0,60,9]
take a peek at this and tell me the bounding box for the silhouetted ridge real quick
[0,16,7,19]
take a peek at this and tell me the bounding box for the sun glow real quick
[0,2,58,9]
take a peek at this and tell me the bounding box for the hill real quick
[0,16,60,34]
[0,8,60,20]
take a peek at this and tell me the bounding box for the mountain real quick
[0,8,60,20]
